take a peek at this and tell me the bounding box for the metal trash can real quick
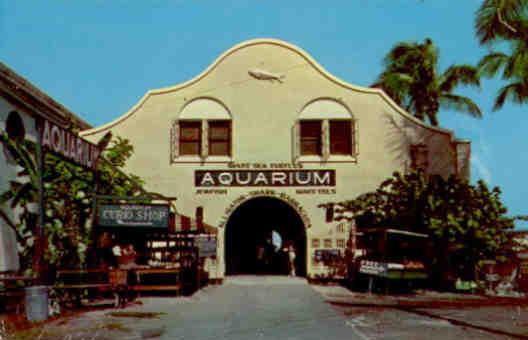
[25,286,49,322]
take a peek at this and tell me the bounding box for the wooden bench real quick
[131,268,182,295]
[54,269,114,307]
[0,272,35,314]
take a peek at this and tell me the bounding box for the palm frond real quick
[373,72,413,106]
[440,94,483,118]
[493,81,528,110]
[384,42,421,66]
[503,43,528,79]
[439,65,481,92]
[475,0,528,44]
[0,134,38,183]
[0,190,15,206]
[16,143,38,183]
[477,52,510,77]
[0,208,24,244]
[10,182,36,208]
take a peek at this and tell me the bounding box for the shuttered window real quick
[208,121,231,156]
[410,144,429,170]
[300,121,322,156]
[330,120,352,155]
[179,121,202,155]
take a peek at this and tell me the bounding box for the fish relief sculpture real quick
[248,68,285,83]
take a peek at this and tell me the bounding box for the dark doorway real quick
[225,197,306,276]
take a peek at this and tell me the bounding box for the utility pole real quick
[35,117,45,284]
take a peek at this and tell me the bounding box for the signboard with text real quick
[40,119,100,171]
[195,170,336,187]
[97,204,170,228]
[314,249,342,263]
[195,235,217,258]
[358,260,388,276]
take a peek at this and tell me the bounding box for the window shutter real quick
[292,121,300,162]
[196,206,204,231]
[322,120,329,161]
[410,144,428,171]
[229,121,233,157]
[325,203,334,222]
[352,119,359,156]
[201,120,208,159]
[170,119,179,162]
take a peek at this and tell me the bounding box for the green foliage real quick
[476,0,528,110]
[372,38,482,126]
[475,0,528,44]
[322,171,514,280]
[0,132,145,272]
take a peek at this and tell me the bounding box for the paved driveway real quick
[137,276,361,340]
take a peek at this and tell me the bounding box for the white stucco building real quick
[81,39,470,279]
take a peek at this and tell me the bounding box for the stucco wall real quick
[82,39,464,278]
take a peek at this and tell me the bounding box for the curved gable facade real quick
[82,39,470,279]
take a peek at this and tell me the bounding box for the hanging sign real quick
[195,235,217,258]
[195,170,336,187]
[40,119,100,170]
[97,204,170,228]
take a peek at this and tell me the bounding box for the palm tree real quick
[475,0,528,110]
[373,38,482,126]
[478,39,528,110]
[0,133,39,242]
[475,0,528,44]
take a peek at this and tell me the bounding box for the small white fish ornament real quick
[248,68,285,83]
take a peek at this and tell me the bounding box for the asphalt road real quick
[135,276,362,340]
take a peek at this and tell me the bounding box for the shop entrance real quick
[225,197,306,276]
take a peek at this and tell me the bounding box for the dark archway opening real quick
[6,111,25,142]
[225,197,306,276]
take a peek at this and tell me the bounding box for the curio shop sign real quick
[97,204,170,228]
[195,170,336,187]
[41,120,100,171]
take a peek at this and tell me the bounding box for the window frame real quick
[296,118,357,163]
[173,118,233,162]
[208,120,231,157]
[300,120,323,156]
[329,119,352,156]
[179,120,202,156]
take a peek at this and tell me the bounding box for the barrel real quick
[25,286,49,322]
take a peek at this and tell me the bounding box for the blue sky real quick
[1,1,527,228]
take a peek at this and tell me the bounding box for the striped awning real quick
[170,212,217,234]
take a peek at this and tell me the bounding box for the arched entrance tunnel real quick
[225,197,307,276]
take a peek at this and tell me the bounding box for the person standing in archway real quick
[287,244,296,277]
[263,236,274,274]
[256,242,265,274]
